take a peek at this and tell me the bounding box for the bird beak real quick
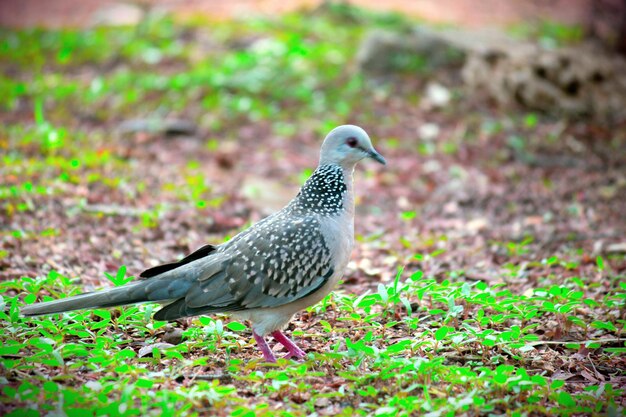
[368,148,386,165]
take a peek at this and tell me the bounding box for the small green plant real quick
[104,265,134,286]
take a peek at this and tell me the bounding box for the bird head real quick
[319,125,386,168]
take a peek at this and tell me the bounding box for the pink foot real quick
[253,331,277,363]
[271,330,306,359]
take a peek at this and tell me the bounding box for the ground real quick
[0,5,625,417]
[0,0,591,29]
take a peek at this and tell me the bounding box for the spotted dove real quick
[21,125,386,362]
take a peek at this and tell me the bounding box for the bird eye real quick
[346,137,358,148]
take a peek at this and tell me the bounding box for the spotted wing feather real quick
[154,215,334,320]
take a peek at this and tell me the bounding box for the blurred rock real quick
[356,27,465,73]
[117,118,197,137]
[358,24,626,123]
[463,42,626,123]
[357,26,518,75]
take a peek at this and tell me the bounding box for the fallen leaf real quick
[606,242,626,254]
[138,343,175,358]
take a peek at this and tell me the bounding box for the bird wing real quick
[153,215,334,320]
[140,244,217,278]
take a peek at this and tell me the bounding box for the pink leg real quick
[271,330,306,359]
[253,331,277,363]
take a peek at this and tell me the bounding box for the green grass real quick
[507,19,584,47]
[1,5,625,417]
[0,9,393,229]
[2,262,625,416]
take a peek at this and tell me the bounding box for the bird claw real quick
[253,331,277,363]
[271,330,307,360]
[254,330,307,362]
[283,348,306,360]
[283,353,302,360]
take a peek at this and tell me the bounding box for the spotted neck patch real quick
[289,164,347,215]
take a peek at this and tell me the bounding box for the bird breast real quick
[318,168,355,283]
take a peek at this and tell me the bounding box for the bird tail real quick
[20,283,150,317]
[21,245,218,317]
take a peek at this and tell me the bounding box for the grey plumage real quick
[21,124,386,362]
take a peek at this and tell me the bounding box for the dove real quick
[22,125,386,362]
